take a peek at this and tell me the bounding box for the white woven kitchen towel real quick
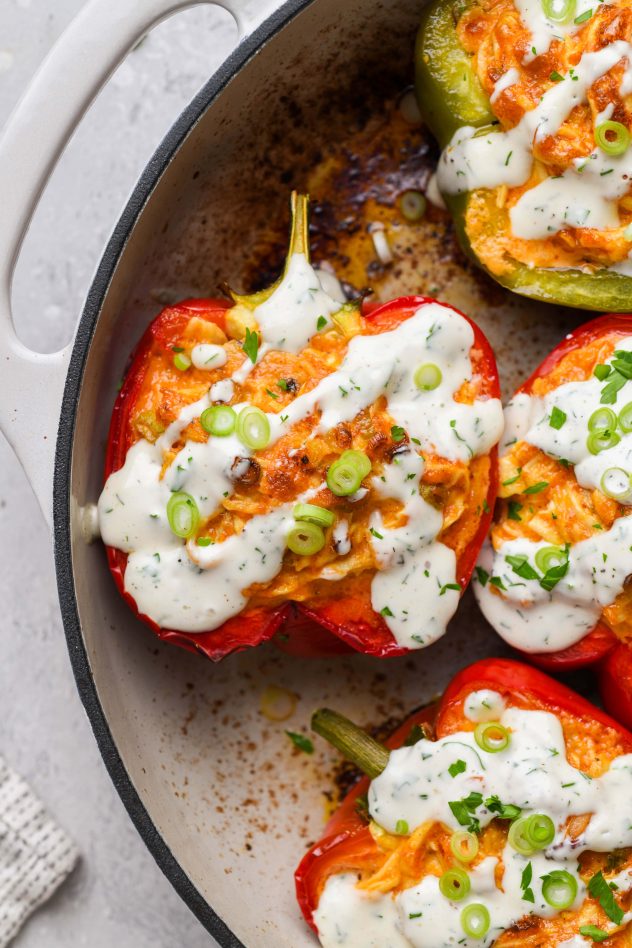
[0,756,78,946]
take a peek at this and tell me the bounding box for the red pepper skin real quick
[600,644,632,731]
[104,296,500,661]
[295,658,632,931]
[502,313,632,672]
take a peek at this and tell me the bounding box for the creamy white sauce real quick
[369,451,458,649]
[191,343,227,370]
[316,703,632,948]
[464,689,506,722]
[437,38,632,247]
[490,68,520,104]
[332,519,351,556]
[253,253,342,352]
[99,292,502,639]
[515,0,609,61]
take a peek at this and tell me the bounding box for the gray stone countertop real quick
[0,2,254,944]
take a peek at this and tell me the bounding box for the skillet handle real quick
[0,0,278,528]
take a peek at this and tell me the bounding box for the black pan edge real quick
[53,1,314,943]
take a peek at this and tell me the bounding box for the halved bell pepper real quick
[101,195,501,661]
[476,314,632,681]
[414,0,632,311]
[296,658,632,941]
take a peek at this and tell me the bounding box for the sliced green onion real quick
[525,813,555,848]
[542,869,578,909]
[166,492,200,539]
[541,0,575,22]
[600,467,632,500]
[595,120,630,157]
[439,868,471,901]
[588,407,617,432]
[461,903,490,939]
[236,406,271,450]
[508,814,555,855]
[587,429,621,455]
[293,503,335,527]
[508,816,536,855]
[286,521,325,556]
[399,190,427,222]
[534,545,567,573]
[414,362,442,391]
[327,450,372,496]
[173,352,191,371]
[474,722,510,753]
[200,405,236,437]
[450,830,479,863]
[619,401,632,432]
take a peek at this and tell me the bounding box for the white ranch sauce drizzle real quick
[98,282,502,639]
[190,343,227,370]
[369,450,459,649]
[514,0,610,61]
[474,337,632,653]
[436,36,632,246]
[315,700,632,948]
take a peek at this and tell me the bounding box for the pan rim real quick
[53,0,315,942]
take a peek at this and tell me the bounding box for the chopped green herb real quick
[242,326,259,364]
[503,468,522,486]
[524,481,549,495]
[316,315,327,331]
[391,425,406,443]
[506,554,540,581]
[381,605,394,617]
[574,7,592,22]
[370,527,384,540]
[550,71,564,82]
[265,388,279,400]
[285,731,314,754]
[409,912,423,920]
[475,566,489,587]
[594,363,610,381]
[489,576,507,591]
[448,759,467,778]
[485,795,522,820]
[579,926,609,943]
[588,871,624,924]
[508,501,523,521]
[440,582,462,596]
[549,407,567,430]
[277,379,289,391]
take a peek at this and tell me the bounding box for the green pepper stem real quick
[311,708,390,779]
[287,190,310,261]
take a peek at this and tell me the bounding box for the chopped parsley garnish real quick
[404,724,427,747]
[550,71,564,82]
[370,527,384,539]
[440,582,462,596]
[265,387,279,400]
[475,566,489,587]
[549,406,567,430]
[574,7,592,22]
[489,576,507,591]
[408,912,423,920]
[505,151,513,166]
[588,870,624,924]
[448,759,467,778]
[171,346,184,353]
[242,326,259,363]
[391,425,406,443]
[524,481,549,495]
[380,605,394,617]
[579,926,609,943]
[316,315,327,331]
[502,468,522,486]
[596,351,632,404]
[285,731,314,754]
[508,501,523,521]
[277,379,289,391]
[506,554,540,581]
[485,795,521,820]
[521,861,535,903]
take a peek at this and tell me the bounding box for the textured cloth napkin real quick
[0,757,78,946]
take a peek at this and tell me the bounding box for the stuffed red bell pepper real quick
[472,316,632,680]
[297,658,632,946]
[97,193,503,661]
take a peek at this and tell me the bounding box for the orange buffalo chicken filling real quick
[125,307,491,611]
[456,0,632,274]
[494,332,632,643]
[344,695,632,945]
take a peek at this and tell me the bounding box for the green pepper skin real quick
[415,0,632,312]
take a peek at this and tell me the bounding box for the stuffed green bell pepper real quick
[415,0,632,311]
